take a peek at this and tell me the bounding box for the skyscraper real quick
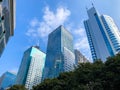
[84,7,120,62]
[0,71,16,90]
[43,25,75,79]
[16,46,46,90]
[0,0,15,57]
[74,49,88,65]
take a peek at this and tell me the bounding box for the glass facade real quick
[16,46,46,90]
[0,71,16,89]
[94,13,114,56]
[43,25,75,79]
[84,7,120,62]
[101,15,120,54]
[0,0,15,57]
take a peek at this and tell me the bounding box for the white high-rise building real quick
[16,46,46,90]
[84,7,120,62]
[63,47,75,72]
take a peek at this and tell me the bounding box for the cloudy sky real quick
[0,0,120,76]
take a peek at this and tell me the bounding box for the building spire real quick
[37,39,39,47]
[36,39,40,49]
[90,0,95,7]
[86,6,88,11]
[92,2,94,7]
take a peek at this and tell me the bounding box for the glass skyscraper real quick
[16,46,46,90]
[0,71,16,90]
[0,0,15,57]
[84,7,120,62]
[43,25,75,79]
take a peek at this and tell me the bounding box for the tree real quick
[7,85,27,90]
[33,54,120,90]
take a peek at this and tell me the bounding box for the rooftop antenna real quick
[92,2,94,7]
[90,0,94,7]
[36,39,40,49]
[86,6,88,10]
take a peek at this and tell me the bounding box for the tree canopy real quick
[7,85,26,90]
[33,54,120,90]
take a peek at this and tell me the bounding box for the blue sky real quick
[0,0,120,76]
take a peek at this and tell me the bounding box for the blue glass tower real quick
[16,46,46,90]
[43,25,75,79]
[0,71,16,90]
[84,7,120,62]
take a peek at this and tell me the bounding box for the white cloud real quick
[74,38,89,50]
[29,18,39,27]
[72,27,89,50]
[26,28,38,37]
[72,27,92,61]
[9,68,18,75]
[73,27,86,37]
[26,6,71,39]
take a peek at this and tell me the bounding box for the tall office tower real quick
[0,0,15,57]
[0,71,16,90]
[16,46,46,90]
[43,25,75,79]
[74,49,89,65]
[84,7,120,62]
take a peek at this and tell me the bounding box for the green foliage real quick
[33,54,120,90]
[8,85,27,90]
